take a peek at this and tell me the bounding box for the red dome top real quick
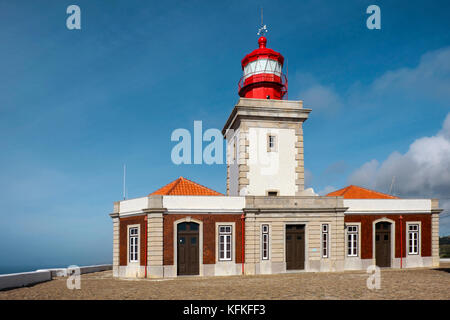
[241,36,284,69]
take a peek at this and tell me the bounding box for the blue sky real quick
[0,0,449,271]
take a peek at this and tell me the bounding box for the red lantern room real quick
[238,36,287,100]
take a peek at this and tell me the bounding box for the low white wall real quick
[38,264,112,277]
[119,197,148,214]
[36,268,67,277]
[79,264,112,274]
[0,270,51,291]
[163,196,245,213]
[344,199,432,214]
[0,264,112,291]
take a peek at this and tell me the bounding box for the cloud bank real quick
[349,113,450,235]
[296,46,450,111]
[299,47,450,234]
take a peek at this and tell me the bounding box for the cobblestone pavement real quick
[1,263,449,300]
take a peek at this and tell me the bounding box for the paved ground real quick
[1,263,449,300]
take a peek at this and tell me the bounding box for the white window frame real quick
[218,224,233,261]
[321,224,329,258]
[261,224,270,260]
[346,225,359,257]
[407,222,421,256]
[127,224,140,263]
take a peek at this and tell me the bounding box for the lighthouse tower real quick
[222,32,311,197]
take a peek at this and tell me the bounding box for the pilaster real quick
[147,211,164,278]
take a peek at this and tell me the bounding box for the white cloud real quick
[318,185,337,196]
[349,113,450,196]
[291,72,342,113]
[296,46,450,112]
[349,113,450,235]
[296,47,450,234]
[440,112,450,140]
[370,47,450,102]
[347,159,379,189]
[299,84,342,112]
[304,169,313,188]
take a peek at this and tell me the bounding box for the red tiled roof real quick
[149,177,223,196]
[326,185,398,199]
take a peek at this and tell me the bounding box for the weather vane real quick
[257,7,268,36]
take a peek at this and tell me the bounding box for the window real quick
[269,135,275,149]
[408,224,419,255]
[219,225,232,261]
[262,224,269,260]
[129,227,139,262]
[322,224,329,258]
[347,225,358,257]
[267,191,278,196]
[267,134,277,152]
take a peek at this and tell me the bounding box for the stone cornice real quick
[243,207,348,214]
[143,208,168,214]
[345,210,441,215]
[222,99,311,135]
[109,212,119,219]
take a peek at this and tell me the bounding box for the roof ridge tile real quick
[149,177,223,196]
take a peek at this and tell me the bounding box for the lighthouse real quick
[109,23,442,281]
[223,30,311,197]
[238,36,287,100]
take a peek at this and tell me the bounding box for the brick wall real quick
[345,214,432,259]
[163,214,243,265]
[119,215,146,266]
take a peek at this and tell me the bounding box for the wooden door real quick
[177,222,199,275]
[286,225,305,270]
[375,222,391,268]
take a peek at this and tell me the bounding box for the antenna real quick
[257,7,268,36]
[123,163,126,200]
[261,7,263,26]
[389,175,396,195]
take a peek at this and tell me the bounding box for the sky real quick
[0,0,449,271]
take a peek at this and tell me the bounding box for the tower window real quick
[269,135,275,148]
[267,134,277,152]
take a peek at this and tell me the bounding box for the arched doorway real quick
[177,222,200,275]
[375,222,392,267]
